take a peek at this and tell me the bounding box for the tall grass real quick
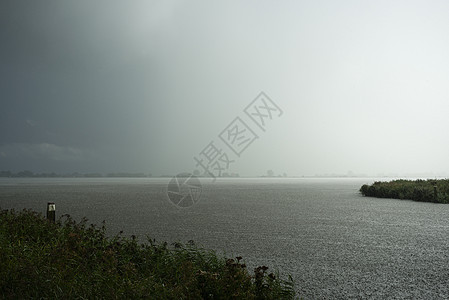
[360,179,449,203]
[0,208,296,299]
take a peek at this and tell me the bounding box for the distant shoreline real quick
[2,170,448,179]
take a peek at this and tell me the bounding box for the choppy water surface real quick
[1,177,449,299]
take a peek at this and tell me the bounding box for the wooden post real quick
[46,202,55,222]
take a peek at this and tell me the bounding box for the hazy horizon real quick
[2,1,449,177]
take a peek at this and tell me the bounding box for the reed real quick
[0,208,296,299]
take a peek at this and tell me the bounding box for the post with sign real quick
[47,202,55,222]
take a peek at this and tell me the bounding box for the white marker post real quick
[47,202,55,222]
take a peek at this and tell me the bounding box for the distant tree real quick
[267,170,274,177]
[17,170,34,177]
[84,173,103,178]
[0,170,12,177]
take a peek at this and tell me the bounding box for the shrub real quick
[360,179,449,204]
[0,208,296,299]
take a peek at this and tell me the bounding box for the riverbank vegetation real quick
[0,208,296,299]
[360,179,449,203]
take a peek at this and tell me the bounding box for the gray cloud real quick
[1,0,449,176]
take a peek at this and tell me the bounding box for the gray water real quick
[1,177,449,299]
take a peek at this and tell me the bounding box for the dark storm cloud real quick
[0,1,170,172]
[1,0,449,176]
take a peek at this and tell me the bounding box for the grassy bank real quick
[0,208,296,299]
[360,179,449,203]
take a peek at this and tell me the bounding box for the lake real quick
[1,177,449,299]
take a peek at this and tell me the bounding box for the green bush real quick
[359,179,449,203]
[0,209,296,299]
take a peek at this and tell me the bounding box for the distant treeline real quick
[360,179,449,203]
[0,170,152,178]
[0,170,245,178]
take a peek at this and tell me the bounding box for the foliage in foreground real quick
[360,179,449,203]
[0,208,296,299]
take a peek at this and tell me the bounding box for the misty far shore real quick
[1,170,447,179]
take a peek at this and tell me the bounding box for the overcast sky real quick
[1,0,449,176]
